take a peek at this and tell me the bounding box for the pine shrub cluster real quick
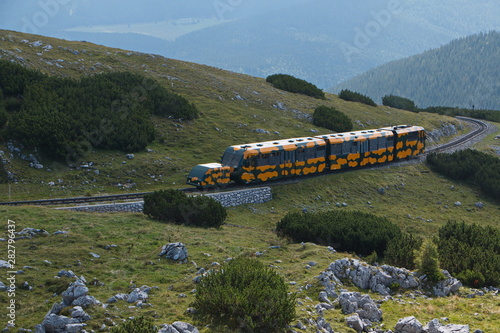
[266,74,325,99]
[192,257,296,332]
[384,233,422,269]
[276,210,401,256]
[338,89,377,106]
[382,94,419,112]
[427,149,500,201]
[143,189,227,228]
[109,316,157,333]
[0,60,198,161]
[312,105,353,133]
[438,221,500,287]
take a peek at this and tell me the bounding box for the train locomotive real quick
[187,125,426,189]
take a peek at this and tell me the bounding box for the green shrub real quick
[276,210,401,256]
[0,88,6,128]
[192,257,296,332]
[382,94,419,112]
[384,233,422,269]
[438,221,500,287]
[415,239,445,282]
[0,60,45,96]
[266,74,325,99]
[143,190,226,228]
[109,316,157,333]
[427,149,500,202]
[312,105,353,133]
[476,160,500,200]
[338,89,377,106]
[456,270,485,288]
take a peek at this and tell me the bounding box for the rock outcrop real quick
[35,276,99,333]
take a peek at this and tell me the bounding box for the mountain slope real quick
[334,31,500,110]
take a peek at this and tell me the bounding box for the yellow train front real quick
[187,125,425,189]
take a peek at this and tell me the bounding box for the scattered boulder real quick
[345,313,366,333]
[425,319,469,333]
[253,128,270,134]
[338,291,382,322]
[158,321,200,333]
[160,242,188,262]
[394,316,424,333]
[16,228,49,239]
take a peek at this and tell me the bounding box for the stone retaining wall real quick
[56,187,272,213]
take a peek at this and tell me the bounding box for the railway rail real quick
[0,117,492,207]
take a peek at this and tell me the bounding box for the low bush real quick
[438,221,500,287]
[312,105,353,132]
[109,316,157,333]
[384,233,422,269]
[382,94,419,112]
[276,210,401,256]
[192,257,296,332]
[143,189,226,228]
[427,149,500,201]
[338,89,377,106]
[0,88,6,129]
[266,74,325,99]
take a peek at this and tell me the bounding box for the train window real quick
[380,137,388,149]
[350,141,359,153]
[331,143,342,155]
[386,137,394,148]
[305,148,316,159]
[270,152,281,165]
[316,145,326,158]
[368,139,378,151]
[257,154,270,166]
[342,141,352,154]
[406,132,419,141]
[296,147,306,162]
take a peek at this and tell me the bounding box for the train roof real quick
[227,125,425,154]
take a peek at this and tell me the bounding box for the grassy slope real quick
[0,30,499,332]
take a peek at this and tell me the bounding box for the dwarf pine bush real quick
[192,257,296,332]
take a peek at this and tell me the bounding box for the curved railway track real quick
[0,117,492,207]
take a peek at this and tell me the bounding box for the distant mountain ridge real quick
[334,31,500,110]
[1,0,499,89]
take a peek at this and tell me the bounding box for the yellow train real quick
[187,125,426,189]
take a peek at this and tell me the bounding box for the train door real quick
[283,150,294,177]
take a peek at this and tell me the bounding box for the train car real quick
[186,125,425,189]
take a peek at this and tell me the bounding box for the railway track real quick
[0,117,492,207]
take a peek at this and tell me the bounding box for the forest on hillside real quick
[335,31,500,110]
